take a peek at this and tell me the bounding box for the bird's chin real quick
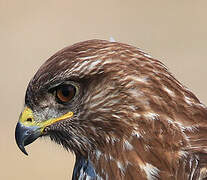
[46,129,73,149]
[46,129,90,156]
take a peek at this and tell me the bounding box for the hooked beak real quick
[15,122,41,155]
[15,106,74,155]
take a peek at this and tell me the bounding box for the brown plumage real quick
[15,39,207,179]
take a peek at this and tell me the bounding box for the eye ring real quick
[55,84,77,104]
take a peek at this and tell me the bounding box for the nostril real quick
[26,118,33,122]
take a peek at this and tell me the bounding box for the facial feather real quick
[19,39,207,179]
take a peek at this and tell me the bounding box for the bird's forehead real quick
[29,40,133,89]
[26,39,155,107]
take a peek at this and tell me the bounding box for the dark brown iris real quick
[56,84,76,103]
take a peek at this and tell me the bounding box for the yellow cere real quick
[19,107,74,132]
[19,107,35,125]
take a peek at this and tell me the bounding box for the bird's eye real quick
[55,84,77,103]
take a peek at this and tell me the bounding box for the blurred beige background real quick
[1,0,207,179]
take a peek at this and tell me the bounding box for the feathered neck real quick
[71,125,204,179]
[72,156,96,180]
[72,134,162,179]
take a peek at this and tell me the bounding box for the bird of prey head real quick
[15,40,207,179]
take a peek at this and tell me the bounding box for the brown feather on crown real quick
[15,40,207,180]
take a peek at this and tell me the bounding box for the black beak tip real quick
[15,122,28,155]
[15,122,40,156]
[17,144,28,156]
